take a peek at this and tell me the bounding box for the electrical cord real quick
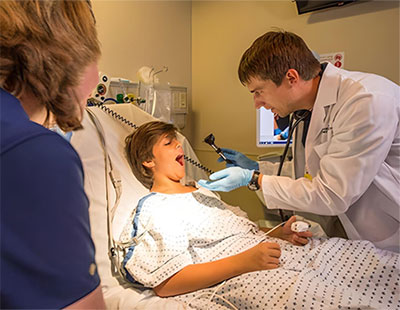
[187,282,238,310]
[184,155,214,174]
[208,280,226,303]
[263,220,288,237]
[89,100,214,175]
[89,99,139,129]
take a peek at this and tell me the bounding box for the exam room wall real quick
[91,1,193,139]
[192,1,400,221]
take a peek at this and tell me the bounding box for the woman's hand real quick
[268,216,312,246]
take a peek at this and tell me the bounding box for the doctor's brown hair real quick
[238,31,321,86]
[0,0,100,131]
[125,121,177,190]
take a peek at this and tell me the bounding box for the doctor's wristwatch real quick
[247,170,261,191]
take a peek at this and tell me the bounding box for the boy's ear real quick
[142,160,155,169]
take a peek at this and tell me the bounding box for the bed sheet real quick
[171,237,399,309]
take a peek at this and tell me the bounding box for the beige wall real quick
[192,1,399,221]
[91,1,193,138]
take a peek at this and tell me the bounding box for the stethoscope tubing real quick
[277,110,311,221]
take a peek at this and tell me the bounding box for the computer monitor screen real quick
[257,107,291,147]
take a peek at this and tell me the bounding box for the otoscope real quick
[204,133,233,164]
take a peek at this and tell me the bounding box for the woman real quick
[0,1,105,308]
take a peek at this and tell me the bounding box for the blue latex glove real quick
[280,127,289,140]
[197,167,253,192]
[217,148,259,170]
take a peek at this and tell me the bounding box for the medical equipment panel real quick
[91,73,111,102]
[94,78,189,130]
[109,78,188,129]
[170,86,188,129]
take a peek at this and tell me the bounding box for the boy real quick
[123,121,310,297]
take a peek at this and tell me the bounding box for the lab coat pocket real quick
[313,141,329,159]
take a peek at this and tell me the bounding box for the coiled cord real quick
[183,155,214,175]
[91,101,139,129]
[89,99,213,175]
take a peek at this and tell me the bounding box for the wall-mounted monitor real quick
[295,0,356,14]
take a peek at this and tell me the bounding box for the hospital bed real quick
[71,104,399,309]
[71,103,203,309]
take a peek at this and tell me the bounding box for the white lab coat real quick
[261,63,400,252]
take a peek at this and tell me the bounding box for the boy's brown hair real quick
[125,121,177,189]
[0,0,100,131]
[238,31,321,86]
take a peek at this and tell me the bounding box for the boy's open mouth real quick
[176,154,184,166]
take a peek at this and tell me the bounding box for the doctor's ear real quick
[286,69,300,85]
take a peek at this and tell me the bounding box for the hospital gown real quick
[120,189,399,309]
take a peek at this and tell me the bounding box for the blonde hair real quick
[0,0,101,131]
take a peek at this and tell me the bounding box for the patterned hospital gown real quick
[120,189,400,309]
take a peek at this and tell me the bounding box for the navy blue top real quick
[0,89,100,309]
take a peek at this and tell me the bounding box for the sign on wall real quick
[319,52,345,69]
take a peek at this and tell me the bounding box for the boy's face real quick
[143,133,185,183]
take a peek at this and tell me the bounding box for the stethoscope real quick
[277,109,312,222]
[275,64,327,222]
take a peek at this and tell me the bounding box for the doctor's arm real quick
[153,242,281,297]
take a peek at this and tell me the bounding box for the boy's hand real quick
[239,242,281,272]
[279,216,312,246]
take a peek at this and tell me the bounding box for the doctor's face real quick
[246,76,295,118]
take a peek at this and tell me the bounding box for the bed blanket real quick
[121,190,399,309]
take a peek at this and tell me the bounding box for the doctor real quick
[199,31,400,252]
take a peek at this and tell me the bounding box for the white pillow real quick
[71,104,205,309]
